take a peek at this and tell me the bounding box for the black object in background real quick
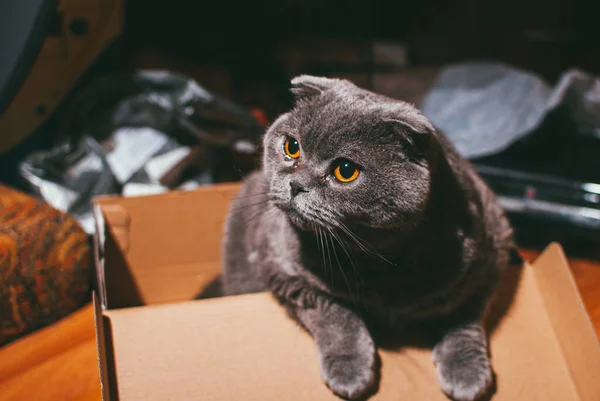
[473,110,600,260]
[0,0,57,115]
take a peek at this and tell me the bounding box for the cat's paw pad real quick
[434,351,492,401]
[320,352,376,400]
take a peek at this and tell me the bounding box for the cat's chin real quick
[287,213,315,231]
[277,204,315,231]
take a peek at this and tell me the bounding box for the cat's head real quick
[263,75,438,231]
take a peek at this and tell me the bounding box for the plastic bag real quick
[421,63,600,159]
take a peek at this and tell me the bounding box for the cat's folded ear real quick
[385,102,436,138]
[290,75,342,101]
[385,102,437,160]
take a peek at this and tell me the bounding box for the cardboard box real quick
[92,183,600,401]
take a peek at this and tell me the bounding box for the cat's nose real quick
[289,181,308,198]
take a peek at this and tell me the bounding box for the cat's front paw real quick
[433,346,492,401]
[320,350,377,400]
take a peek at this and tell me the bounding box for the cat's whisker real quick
[222,207,275,237]
[330,228,364,302]
[261,208,278,225]
[227,208,266,222]
[324,229,353,298]
[226,206,275,227]
[337,223,369,250]
[244,207,268,225]
[231,167,270,187]
[227,200,270,212]
[324,230,334,287]
[233,191,270,199]
[316,227,329,286]
[330,228,363,285]
[319,228,334,289]
[232,166,250,182]
[338,222,396,267]
[321,228,328,270]
[328,229,342,271]
[300,206,393,268]
[338,225,371,254]
[328,227,363,300]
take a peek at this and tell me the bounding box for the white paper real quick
[122,183,169,197]
[145,146,192,182]
[106,127,169,183]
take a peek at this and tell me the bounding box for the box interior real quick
[93,183,240,309]
[92,184,600,401]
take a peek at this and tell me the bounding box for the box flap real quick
[92,183,240,308]
[93,292,114,401]
[104,257,590,401]
[532,243,600,401]
[106,293,442,401]
[93,204,109,309]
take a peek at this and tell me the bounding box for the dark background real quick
[123,0,599,82]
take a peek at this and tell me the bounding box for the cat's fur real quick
[221,75,514,401]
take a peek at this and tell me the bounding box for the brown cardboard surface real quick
[532,244,600,401]
[94,183,239,308]
[93,293,118,401]
[93,186,600,401]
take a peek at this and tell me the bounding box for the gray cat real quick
[221,75,514,401]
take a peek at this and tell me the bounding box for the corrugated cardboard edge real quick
[93,200,135,309]
[532,243,600,401]
[92,182,242,207]
[93,204,108,310]
[93,292,112,401]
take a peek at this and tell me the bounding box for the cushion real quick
[0,184,91,345]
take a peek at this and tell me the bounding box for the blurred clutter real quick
[19,70,265,233]
[421,62,600,159]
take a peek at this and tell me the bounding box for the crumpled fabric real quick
[20,70,263,234]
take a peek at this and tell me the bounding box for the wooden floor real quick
[0,250,599,401]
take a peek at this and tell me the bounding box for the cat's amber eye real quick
[333,160,360,183]
[283,137,301,159]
